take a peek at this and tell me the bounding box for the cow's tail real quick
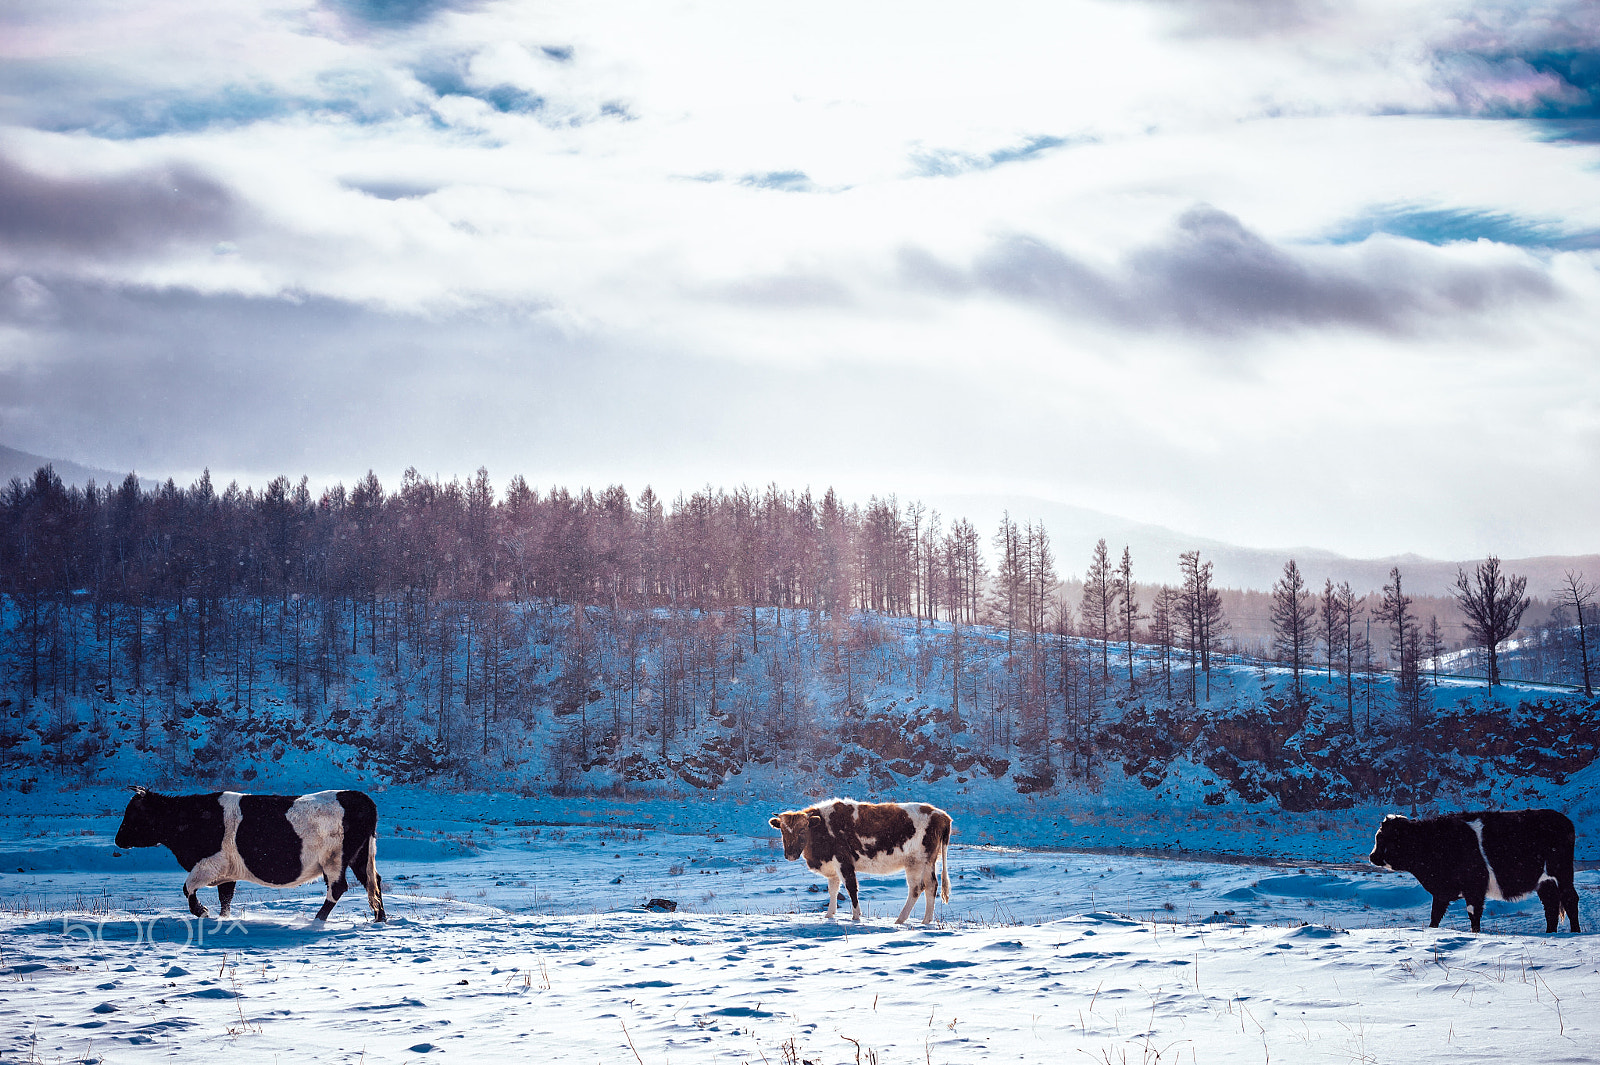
[337,790,386,922]
[364,830,385,922]
[938,814,952,903]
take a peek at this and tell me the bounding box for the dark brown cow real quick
[1369,809,1579,933]
[769,798,952,923]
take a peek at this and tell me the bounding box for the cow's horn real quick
[128,784,149,795]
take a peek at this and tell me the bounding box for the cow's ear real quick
[769,817,782,830]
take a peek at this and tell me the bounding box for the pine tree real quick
[1320,578,1338,684]
[1374,567,1426,749]
[1334,582,1362,731]
[1115,546,1143,690]
[1176,551,1226,702]
[1080,539,1117,682]
[1269,560,1315,694]
[992,513,1022,660]
[1149,585,1175,699]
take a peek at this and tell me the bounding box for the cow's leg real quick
[841,863,862,921]
[825,874,842,918]
[347,838,386,922]
[182,855,228,919]
[895,867,922,925]
[1428,894,1451,928]
[1562,881,1582,934]
[315,868,350,922]
[1537,880,1562,933]
[921,864,938,924]
[1463,892,1484,933]
[217,881,237,918]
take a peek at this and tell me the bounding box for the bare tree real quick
[1053,604,1096,777]
[906,500,926,632]
[1026,520,1057,645]
[949,621,963,728]
[1453,556,1529,690]
[1422,615,1445,686]
[920,508,943,625]
[1552,571,1595,697]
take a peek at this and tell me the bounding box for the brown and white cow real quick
[769,798,952,924]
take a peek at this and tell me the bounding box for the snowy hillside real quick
[4,601,1600,857]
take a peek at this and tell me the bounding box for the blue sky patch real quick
[1535,118,1600,143]
[322,0,474,28]
[738,170,816,192]
[416,65,543,114]
[41,86,292,139]
[1324,206,1600,250]
[909,133,1083,178]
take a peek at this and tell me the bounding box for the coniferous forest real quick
[1,463,1596,810]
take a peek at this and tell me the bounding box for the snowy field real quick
[4,813,1600,1064]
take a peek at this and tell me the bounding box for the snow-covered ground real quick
[4,806,1598,1064]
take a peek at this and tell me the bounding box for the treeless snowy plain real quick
[3,808,1597,1064]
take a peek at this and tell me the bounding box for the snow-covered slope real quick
[6,607,1600,882]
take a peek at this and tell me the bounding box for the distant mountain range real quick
[1,444,138,494]
[3,444,1593,598]
[930,493,1599,600]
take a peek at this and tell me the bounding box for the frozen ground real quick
[4,812,1599,1064]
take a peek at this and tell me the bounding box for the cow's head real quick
[115,786,165,849]
[768,810,819,861]
[1368,814,1410,871]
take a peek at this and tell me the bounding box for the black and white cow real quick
[769,798,952,924]
[115,786,386,922]
[1368,809,1580,933]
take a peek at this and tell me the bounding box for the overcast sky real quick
[1,0,1597,559]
